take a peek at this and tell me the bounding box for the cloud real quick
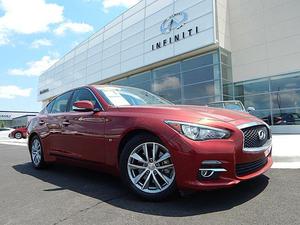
[31,38,52,48]
[0,85,32,99]
[102,0,139,10]
[0,0,64,34]
[9,55,59,77]
[54,22,94,36]
[0,0,94,45]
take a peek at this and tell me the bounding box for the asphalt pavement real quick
[0,144,299,225]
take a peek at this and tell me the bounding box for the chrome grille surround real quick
[237,122,272,153]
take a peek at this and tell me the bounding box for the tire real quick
[120,134,176,201]
[29,135,46,169]
[14,132,22,139]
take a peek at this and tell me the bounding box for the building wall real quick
[227,0,300,82]
[38,0,217,102]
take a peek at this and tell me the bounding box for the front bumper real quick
[166,130,272,191]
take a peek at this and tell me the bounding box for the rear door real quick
[62,88,106,163]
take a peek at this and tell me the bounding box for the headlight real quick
[165,120,230,141]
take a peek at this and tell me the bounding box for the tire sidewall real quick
[120,134,176,201]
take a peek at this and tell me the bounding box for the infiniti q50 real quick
[27,85,272,200]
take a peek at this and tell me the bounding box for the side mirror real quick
[73,100,94,112]
[247,106,255,113]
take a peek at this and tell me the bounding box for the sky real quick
[0,0,139,112]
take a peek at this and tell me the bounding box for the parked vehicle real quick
[27,86,272,200]
[9,127,27,139]
[207,100,255,113]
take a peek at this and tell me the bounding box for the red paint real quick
[27,85,272,191]
[9,127,27,139]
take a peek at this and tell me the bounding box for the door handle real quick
[62,120,71,126]
[39,120,45,125]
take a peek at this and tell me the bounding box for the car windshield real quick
[96,86,173,106]
[224,102,244,111]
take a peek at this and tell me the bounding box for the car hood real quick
[116,105,259,122]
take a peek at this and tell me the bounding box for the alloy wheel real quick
[127,142,175,194]
[31,139,42,166]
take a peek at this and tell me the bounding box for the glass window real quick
[184,81,215,100]
[129,81,151,92]
[272,108,300,125]
[152,74,181,92]
[235,79,269,96]
[51,91,73,113]
[223,82,234,96]
[221,64,232,81]
[182,66,214,86]
[250,110,272,125]
[69,88,100,111]
[236,94,270,110]
[271,73,300,92]
[271,90,300,109]
[111,78,128,86]
[183,96,216,105]
[156,88,181,102]
[128,72,151,85]
[221,50,231,66]
[181,53,215,72]
[153,63,180,80]
[45,100,55,114]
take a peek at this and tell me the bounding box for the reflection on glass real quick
[236,94,270,110]
[182,66,214,85]
[181,53,215,72]
[184,81,215,99]
[251,110,272,125]
[271,73,300,92]
[152,74,181,92]
[235,79,269,96]
[183,96,216,105]
[271,90,300,109]
[272,108,300,125]
[153,63,180,80]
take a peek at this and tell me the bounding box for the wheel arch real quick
[117,129,161,163]
[28,132,40,152]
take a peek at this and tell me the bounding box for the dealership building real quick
[38,0,300,133]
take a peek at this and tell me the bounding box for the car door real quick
[61,88,106,163]
[47,91,74,157]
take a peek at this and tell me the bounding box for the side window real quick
[45,100,55,113]
[69,88,100,111]
[51,91,73,113]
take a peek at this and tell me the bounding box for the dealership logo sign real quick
[152,11,200,51]
[160,12,188,34]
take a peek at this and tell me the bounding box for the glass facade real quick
[234,72,300,126]
[110,50,232,106]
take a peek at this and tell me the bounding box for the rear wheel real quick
[14,132,22,139]
[30,136,46,169]
[120,134,176,201]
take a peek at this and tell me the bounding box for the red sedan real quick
[27,85,272,200]
[9,127,27,139]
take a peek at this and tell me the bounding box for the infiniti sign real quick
[160,12,188,34]
[258,130,267,141]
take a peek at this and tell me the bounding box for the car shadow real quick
[13,163,269,217]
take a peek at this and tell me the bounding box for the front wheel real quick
[120,134,176,201]
[30,136,46,169]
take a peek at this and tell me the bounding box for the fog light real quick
[198,160,227,180]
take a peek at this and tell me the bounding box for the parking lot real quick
[0,142,299,225]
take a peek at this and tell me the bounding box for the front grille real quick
[241,125,270,148]
[236,157,268,176]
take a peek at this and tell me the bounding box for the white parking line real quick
[0,142,27,147]
[272,162,300,169]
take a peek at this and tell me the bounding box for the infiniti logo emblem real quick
[160,12,188,34]
[258,130,267,140]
